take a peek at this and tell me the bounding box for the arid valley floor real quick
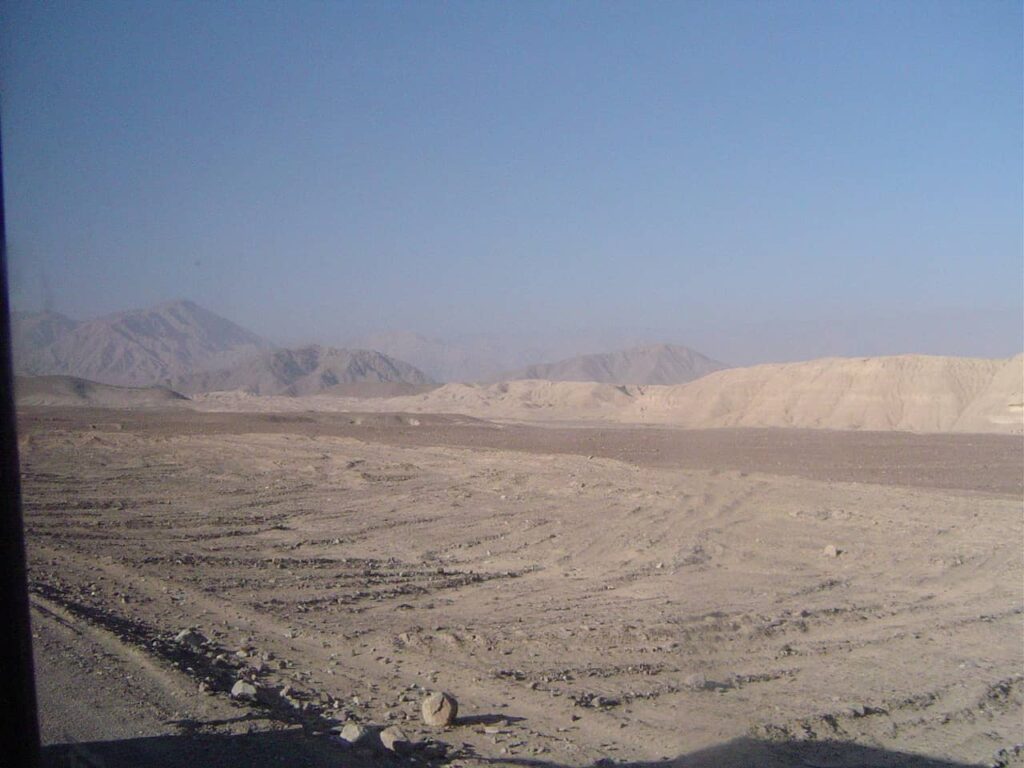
[18,407,1024,768]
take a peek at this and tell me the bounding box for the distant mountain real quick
[172,345,435,396]
[345,329,709,383]
[14,300,272,387]
[11,310,79,359]
[347,330,510,383]
[506,344,728,385]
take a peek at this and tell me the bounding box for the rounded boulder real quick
[421,691,458,727]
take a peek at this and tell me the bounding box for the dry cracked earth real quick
[17,408,1024,768]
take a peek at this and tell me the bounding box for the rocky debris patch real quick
[493,668,528,681]
[991,744,1024,768]
[569,692,621,709]
[421,691,459,727]
[173,628,208,649]
[27,580,472,761]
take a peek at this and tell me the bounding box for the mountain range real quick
[12,301,435,394]
[171,345,434,396]
[504,343,728,385]
[13,300,271,387]
[12,299,726,393]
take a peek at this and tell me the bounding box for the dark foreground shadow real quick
[42,729,997,768]
[457,713,527,727]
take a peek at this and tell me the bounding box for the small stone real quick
[230,680,258,700]
[823,544,840,558]
[339,722,370,746]
[379,725,413,752]
[421,691,458,727]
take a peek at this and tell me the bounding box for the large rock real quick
[421,691,458,727]
[230,680,258,700]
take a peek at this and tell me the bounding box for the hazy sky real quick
[1,0,1021,363]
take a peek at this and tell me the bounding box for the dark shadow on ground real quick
[457,714,527,727]
[42,730,1000,768]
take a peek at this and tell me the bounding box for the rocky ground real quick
[18,407,1024,768]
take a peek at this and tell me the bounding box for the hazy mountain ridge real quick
[345,330,703,383]
[505,343,728,385]
[14,300,273,387]
[11,310,80,357]
[345,330,514,382]
[172,344,435,396]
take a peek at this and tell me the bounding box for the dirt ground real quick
[17,407,1024,768]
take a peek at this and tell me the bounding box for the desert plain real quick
[18,394,1024,768]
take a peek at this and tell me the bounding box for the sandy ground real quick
[17,407,1024,768]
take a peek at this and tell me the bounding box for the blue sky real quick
[1,0,1021,362]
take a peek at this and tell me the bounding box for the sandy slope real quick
[193,354,1024,434]
[15,376,190,408]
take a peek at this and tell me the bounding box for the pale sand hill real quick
[627,354,1023,433]
[193,354,1024,434]
[387,378,638,415]
[954,354,1024,431]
